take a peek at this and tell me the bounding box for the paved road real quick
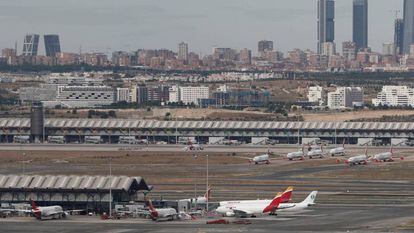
[0,205,412,232]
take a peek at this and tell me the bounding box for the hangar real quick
[0,175,151,212]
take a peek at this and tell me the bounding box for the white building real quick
[180,86,210,105]
[168,85,180,103]
[116,88,131,102]
[43,86,115,108]
[327,87,364,109]
[307,86,326,106]
[321,42,336,57]
[372,86,414,107]
[382,43,395,56]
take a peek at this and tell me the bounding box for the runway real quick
[0,205,412,233]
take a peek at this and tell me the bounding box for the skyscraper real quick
[22,34,39,56]
[403,0,414,55]
[353,0,368,50]
[44,34,61,57]
[258,40,274,54]
[317,0,335,54]
[394,18,404,55]
[178,42,188,62]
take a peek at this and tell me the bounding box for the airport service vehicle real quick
[146,199,178,221]
[329,141,346,157]
[307,146,325,159]
[217,190,317,217]
[286,148,305,161]
[222,139,241,146]
[219,187,293,207]
[179,186,212,204]
[48,136,66,144]
[215,193,283,218]
[250,154,270,165]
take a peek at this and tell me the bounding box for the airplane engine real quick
[225,212,235,217]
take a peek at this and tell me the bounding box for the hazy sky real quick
[0,0,404,55]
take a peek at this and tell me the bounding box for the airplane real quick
[286,147,306,161]
[183,143,204,151]
[250,153,270,165]
[329,140,346,157]
[219,186,293,206]
[0,201,83,220]
[146,199,178,221]
[179,186,212,205]
[307,145,325,159]
[215,192,284,218]
[216,190,317,217]
[371,146,404,163]
[344,146,369,166]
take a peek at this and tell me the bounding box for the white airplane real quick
[146,199,178,221]
[276,191,318,213]
[307,145,325,159]
[345,147,369,166]
[183,144,204,151]
[286,147,305,161]
[250,154,270,165]
[371,146,404,163]
[329,140,346,157]
[215,192,284,218]
[179,186,212,205]
[219,186,293,207]
[0,201,83,220]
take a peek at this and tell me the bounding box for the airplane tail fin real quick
[342,139,346,148]
[263,192,282,213]
[30,200,38,211]
[301,191,318,206]
[281,186,293,203]
[145,198,158,218]
[204,186,212,200]
[364,145,368,156]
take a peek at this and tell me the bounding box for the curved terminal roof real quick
[0,118,412,131]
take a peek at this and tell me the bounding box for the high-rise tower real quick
[44,34,61,57]
[353,0,368,50]
[317,0,335,54]
[403,0,414,54]
[395,18,404,55]
[22,34,39,56]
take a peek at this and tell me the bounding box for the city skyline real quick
[0,0,404,54]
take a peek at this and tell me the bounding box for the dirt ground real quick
[302,110,414,122]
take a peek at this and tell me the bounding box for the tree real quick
[108,110,116,118]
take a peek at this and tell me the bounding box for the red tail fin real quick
[30,200,38,211]
[263,193,282,213]
[204,186,212,200]
[146,199,158,218]
[281,186,293,203]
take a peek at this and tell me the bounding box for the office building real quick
[240,48,252,65]
[317,0,335,54]
[44,86,115,108]
[179,86,210,105]
[327,87,364,109]
[308,86,326,106]
[394,18,404,55]
[353,0,368,50]
[403,0,414,55]
[44,34,61,57]
[178,42,189,62]
[116,88,131,102]
[321,42,336,57]
[22,34,40,56]
[258,40,274,54]
[342,41,357,61]
[372,86,414,107]
[382,43,396,56]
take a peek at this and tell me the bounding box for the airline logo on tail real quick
[30,200,41,219]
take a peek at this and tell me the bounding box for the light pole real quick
[109,156,112,219]
[206,154,209,214]
[193,154,198,211]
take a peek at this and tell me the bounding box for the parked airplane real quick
[276,191,318,213]
[146,199,178,221]
[371,146,404,162]
[0,201,83,220]
[345,147,369,166]
[179,186,212,204]
[307,145,325,159]
[286,147,305,161]
[330,140,346,157]
[215,192,284,218]
[250,153,270,165]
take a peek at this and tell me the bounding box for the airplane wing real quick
[65,209,85,215]
[0,209,32,213]
[232,209,253,218]
[278,204,296,210]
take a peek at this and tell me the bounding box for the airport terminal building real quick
[0,175,150,212]
[1,118,414,145]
